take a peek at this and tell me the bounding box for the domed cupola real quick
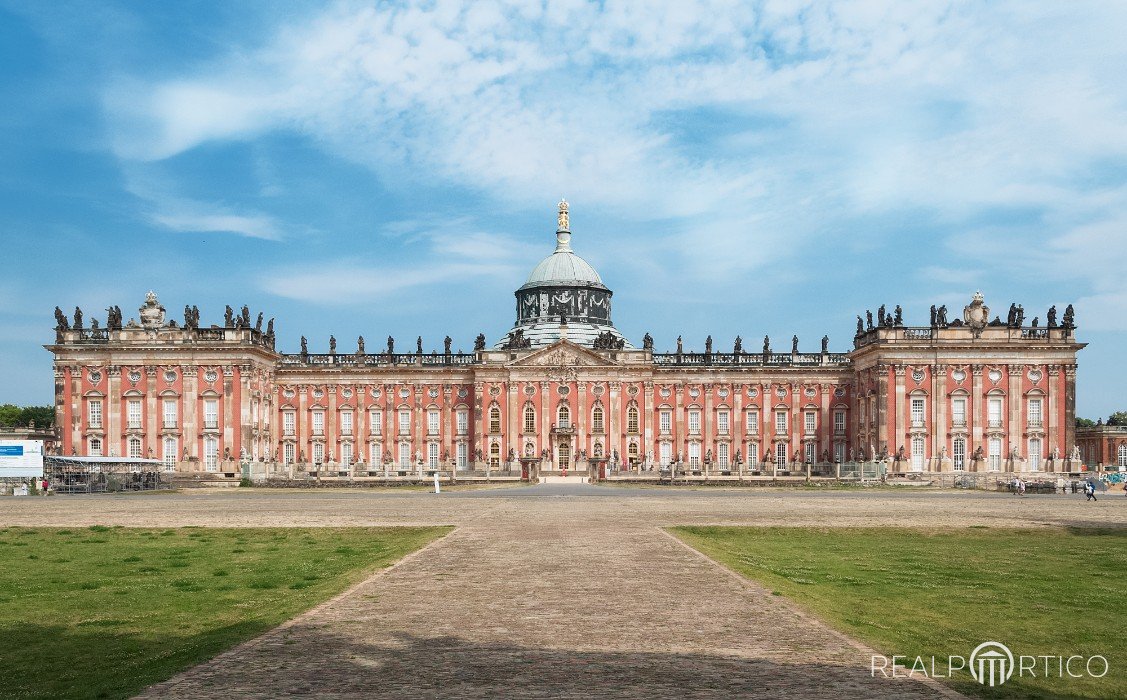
[496,200,632,349]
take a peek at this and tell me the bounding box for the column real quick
[876,364,889,455]
[893,365,906,460]
[1008,364,1023,471]
[609,381,621,465]
[935,365,948,471]
[971,365,983,467]
[1047,365,1060,466]
[540,381,550,458]
[145,367,159,458]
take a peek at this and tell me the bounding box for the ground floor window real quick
[457,442,468,469]
[834,441,845,463]
[628,442,639,466]
[747,445,758,468]
[428,442,439,468]
[312,442,324,466]
[688,443,700,468]
[659,442,671,467]
[1119,444,1127,468]
[341,442,352,468]
[204,436,218,472]
[718,443,729,468]
[988,438,1001,471]
[163,437,177,471]
[489,442,501,469]
[804,442,815,464]
[89,437,103,456]
[1028,438,1041,471]
[911,436,925,472]
[952,438,965,471]
[558,442,570,470]
[398,442,411,467]
[284,442,295,465]
[369,441,381,467]
[775,443,787,467]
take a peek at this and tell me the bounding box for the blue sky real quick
[1,1,1125,419]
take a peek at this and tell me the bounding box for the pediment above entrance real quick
[507,340,618,369]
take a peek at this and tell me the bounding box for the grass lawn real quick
[0,525,450,700]
[672,526,1126,699]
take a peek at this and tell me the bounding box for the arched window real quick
[628,442,639,466]
[524,405,536,433]
[592,406,605,433]
[627,406,639,434]
[489,406,501,434]
[558,404,570,429]
[489,442,501,468]
[558,442,570,469]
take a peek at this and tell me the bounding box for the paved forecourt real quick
[5,486,1123,699]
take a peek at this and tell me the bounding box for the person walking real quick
[1085,480,1097,502]
[1017,478,1026,496]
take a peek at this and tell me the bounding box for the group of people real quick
[1010,475,1124,501]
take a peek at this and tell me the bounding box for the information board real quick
[0,440,44,478]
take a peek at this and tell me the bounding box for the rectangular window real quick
[89,437,102,456]
[88,399,103,429]
[659,410,672,434]
[775,411,788,434]
[312,410,325,435]
[457,442,468,469]
[833,410,846,435]
[834,442,846,463]
[341,411,353,436]
[911,436,925,471]
[369,441,382,467]
[456,410,468,435]
[717,411,729,434]
[988,438,1002,470]
[910,398,925,427]
[688,443,700,468]
[660,442,672,466]
[204,399,218,429]
[805,442,816,464]
[399,410,411,435]
[804,412,816,435]
[747,445,758,468]
[312,442,324,466]
[128,437,142,459]
[591,408,605,433]
[627,408,639,434]
[1027,398,1042,427]
[204,436,218,471]
[284,411,295,435]
[428,442,439,467]
[341,442,353,467]
[952,398,967,426]
[775,442,787,466]
[1028,438,1041,471]
[428,410,440,435]
[988,399,1003,428]
[163,399,177,428]
[745,411,759,434]
[953,438,966,471]
[126,399,142,429]
[718,443,729,468]
[688,410,701,434]
[163,437,177,471]
[284,443,295,465]
[524,408,536,433]
[369,410,383,434]
[399,442,411,467]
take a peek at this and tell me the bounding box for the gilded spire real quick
[557,198,569,232]
[554,199,572,253]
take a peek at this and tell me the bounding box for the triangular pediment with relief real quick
[508,339,618,368]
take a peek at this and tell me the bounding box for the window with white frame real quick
[556,442,569,470]
[204,436,218,471]
[284,443,295,465]
[952,398,967,426]
[988,398,1003,428]
[369,441,382,466]
[88,399,102,428]
[162,437,177,471]
[911,436,925,471]
[427,410,439,435]
[833,410,845,434]
[628,442,639,465]
[163,399,177,428]
[341,442,353,468]
[804,411,816,435]
[775,442,787,466]
[1028,438,1041,471]
[456,409,468,435]
[717,410,730,435]
[524,405,536,433]
[341,411,353,436]
[988,438,1002,470]
[489,442,501,468]
[834,442,846,463]
[557,405,570,429]
[948,438,963,471]
[747,444,758,467]
[283,411,295,435]
[312,410,325,435]
[592,406,604,433]
[399,409,412,435]
[457,442,468,469]
[204,399,218,429]
[910,398,925,427]
[1118,444,1127,468]
[428,442,439,467]
[627,406,639,434]
[805,442,816,464]
[659,409,671,433]
[688,443,700,468]
[775,411,788,434]
[718,442,729,467]
[1027,398,1042,427]
[398,442,411,467]
[489,406,502,433]
[128,436,142,459]
[126,399,142,429]
[660,442,672,466]
[312,442,324,466]
[89,437,102,456]
[688,409,701,434]
[369,409,382,434]
[745,410,759,434]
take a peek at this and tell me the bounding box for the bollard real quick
[434,471,440,494]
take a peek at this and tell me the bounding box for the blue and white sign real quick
[0,440,44,478]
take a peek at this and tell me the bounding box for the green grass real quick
[0,525,450,700]
[672,526,1126,699]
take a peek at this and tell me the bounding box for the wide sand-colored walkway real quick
[6,484,1122,698]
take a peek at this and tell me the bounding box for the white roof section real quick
[525,249,603,286]
[494,321,634,350]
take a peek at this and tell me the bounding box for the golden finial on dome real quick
[557,198,569,231]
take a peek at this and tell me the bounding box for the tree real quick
[1076,417,1096,428]
[0,404,19,426]
[0,404,54,427]
[1108,411,1127,426]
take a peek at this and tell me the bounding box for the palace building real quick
[46,202,1087,480]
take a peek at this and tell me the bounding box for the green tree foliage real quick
[1108,411,1127,426]
[0,404,55,427]
[1076,416,1096,428]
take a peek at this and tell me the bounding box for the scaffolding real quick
[44,456,172,494]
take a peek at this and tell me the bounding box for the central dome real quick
[525,249,603,286]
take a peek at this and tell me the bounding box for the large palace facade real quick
[46,202,1087,478]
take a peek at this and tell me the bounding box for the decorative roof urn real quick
[139,290,166,329]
